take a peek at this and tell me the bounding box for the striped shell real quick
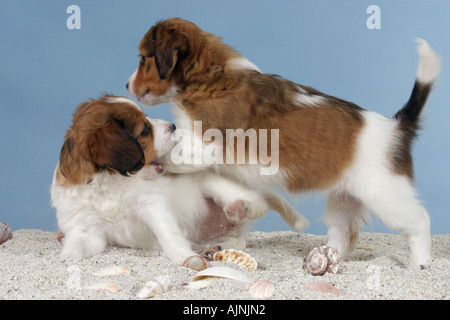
[136,275,171,299]
[303,247,328,276]
[249,281,274,299]
[0,222,13,245]
[213,249,257,271]
[325,247,344,274]
[303,246,343,276]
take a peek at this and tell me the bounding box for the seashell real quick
[136,275,171,299]
[304,281,345,296]
[0,222,13,245]
[192,266,252,283]
[92,266,130,277]
[248,281,274,299]
[325,247,343,274]
[303,246,343,276]
[86,282,120,292]
[181,279,211,290]
[213,249,257,271]
[183,255,209,271]
[303,247,328,276]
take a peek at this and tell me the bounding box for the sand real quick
[0,229,448,300]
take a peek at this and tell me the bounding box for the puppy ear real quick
[152,26,187,80]
[87,121,145,176]
[58,132,96,185]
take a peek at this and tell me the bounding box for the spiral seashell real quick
[0,222,13,245]
[136,275,171,299]
[303,246,344,275]
[303,247,328,276]
[213,249,257,271]
[325,247,343,274]
[248,281,274,299]
[183,255,209,271]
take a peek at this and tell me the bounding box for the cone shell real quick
[0,222,13,245]
[136,275,171,299]
[249,281,274,299]
[213,249,257,271]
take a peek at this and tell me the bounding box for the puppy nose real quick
[126,82,129,90]
[169,123,176,132]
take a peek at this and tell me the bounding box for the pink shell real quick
[304,281,345,296]
[0,222,13,245]
[249,281,274,299]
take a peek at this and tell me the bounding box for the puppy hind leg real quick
[199,173,268,222]
[356,176,431,270]
[263,191,309,232]
[324,192,368,259]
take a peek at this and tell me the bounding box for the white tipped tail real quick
[415,38,441,84]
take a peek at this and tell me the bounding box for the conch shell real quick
[303,246,343,276]
[0,222,13,245]
[213,249,257,271]
[136,275,171,299]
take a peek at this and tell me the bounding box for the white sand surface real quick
[0,229,448,300]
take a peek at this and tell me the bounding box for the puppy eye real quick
[140,124,151,137]
[140,55,146,65]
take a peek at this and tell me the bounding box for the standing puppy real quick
[127,18,441,270]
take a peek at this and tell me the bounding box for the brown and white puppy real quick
[51,95,280,268]
[127,18,441,270]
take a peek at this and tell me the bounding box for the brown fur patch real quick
[135,18,366,191]
[56,96,157,187]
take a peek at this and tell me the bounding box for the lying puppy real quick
[126,18,441,270]
[51,95,306,268]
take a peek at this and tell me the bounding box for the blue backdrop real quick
[0,0,448,235]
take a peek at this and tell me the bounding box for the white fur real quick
[324,111,431,269]
[51,168,269,264]
[227,57,262,72]
[294,92,328,107]
[104,96,142,111]
[415,38,441,84]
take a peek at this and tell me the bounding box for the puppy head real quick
[127,18,206,106]
[56,95,176,186]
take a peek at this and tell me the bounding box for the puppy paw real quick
[201,246,222,261]
[223,200,248,225]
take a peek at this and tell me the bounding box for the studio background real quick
[1,0,448,235]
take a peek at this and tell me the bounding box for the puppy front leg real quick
[136,201,208,270]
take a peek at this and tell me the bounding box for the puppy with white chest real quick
[127,18,441,270]
[51,95,282,268]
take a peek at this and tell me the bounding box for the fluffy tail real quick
[394,38,441,128]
